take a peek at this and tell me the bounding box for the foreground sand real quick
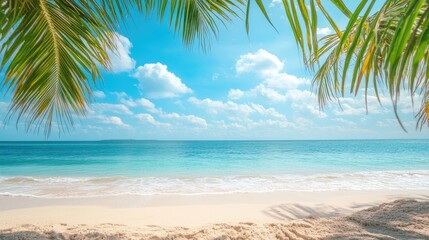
[1,190,428,239]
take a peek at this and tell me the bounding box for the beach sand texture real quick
[1,198,428,239]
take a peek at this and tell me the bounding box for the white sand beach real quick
[1,190,428,239]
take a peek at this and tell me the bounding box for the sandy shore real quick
[1,190,428,239]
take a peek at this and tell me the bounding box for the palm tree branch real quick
[1,0,243,136]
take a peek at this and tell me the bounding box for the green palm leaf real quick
[0,0,243,136]
[145,0,243,51]
[250,0,429,130]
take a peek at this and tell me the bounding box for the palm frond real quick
[250,0,429,130]
[0,0,242,136]
[1,0,116,136]
[145,0,244,51]
[312,0,429,129]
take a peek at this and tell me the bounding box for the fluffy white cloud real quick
[236,49,308,88]
[235,49,309,87]
[188,97,286,119]
[107,34,136,73]
[236,49,283,77]
[189,97,253,116]
[287,89,327,118]
[133,63,192,98]
[134,98,156,110]
[233,49,309,103]
[250,103,286,118]
[265,73,309,90]
[252,84,287,102]
[136,113,170,127]
[229,85,287,102]
[101,116,131,128]
[93,90,106,99]
[118,95,158,113]
[317,27,332,36]
[228,89,245,100]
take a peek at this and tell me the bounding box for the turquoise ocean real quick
[0,139,428,198]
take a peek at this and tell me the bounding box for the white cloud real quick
[252,84,287,102]
[398,94,422,114]
[317,27,332,36]
[294,117,314,130]
[249,119,293,129]
[107,34,136,73]
[133,63,192,98]
[136,113,170,127]
[331,118,356,126]
[265,73,309,90]
[287,89,327,118]
[236,49,283,77]
[250,103,286,118]
[101,116,131,128]
[228,89,245,100]
[232,49,309,103]
[330,91,424,122]
[212,120,245,130]
[230,84,286,102]
[135,98,156,110]
[333,95,390,116]
[113,92,207,128]
[112,91,128,99]
[91,103,133,115]
[189,97,253,116]
[270,0,282,7]
[161,112,208,127]
[106,92,207,128]
[333,103,368,116]
[213,118,295,132]
[188,97,286,119]
[118,95,158,113]
[93,90,106,99]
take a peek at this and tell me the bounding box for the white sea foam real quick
[1,170,429,198]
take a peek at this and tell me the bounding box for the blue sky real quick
[0,1,427,140]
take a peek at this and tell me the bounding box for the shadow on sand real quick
[263,196,429,239]
[1,197,429,240]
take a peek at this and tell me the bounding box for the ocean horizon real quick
[1,139,428,198]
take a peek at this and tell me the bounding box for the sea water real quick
[0,140,428,197]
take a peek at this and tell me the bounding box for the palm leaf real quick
[145,0,244,51]
[251,0,429,130]
[0,0,242,136]
[1,0,113,136]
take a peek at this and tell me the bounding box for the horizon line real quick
[0,138,428,142]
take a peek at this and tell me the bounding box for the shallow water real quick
[1,140,428,197]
